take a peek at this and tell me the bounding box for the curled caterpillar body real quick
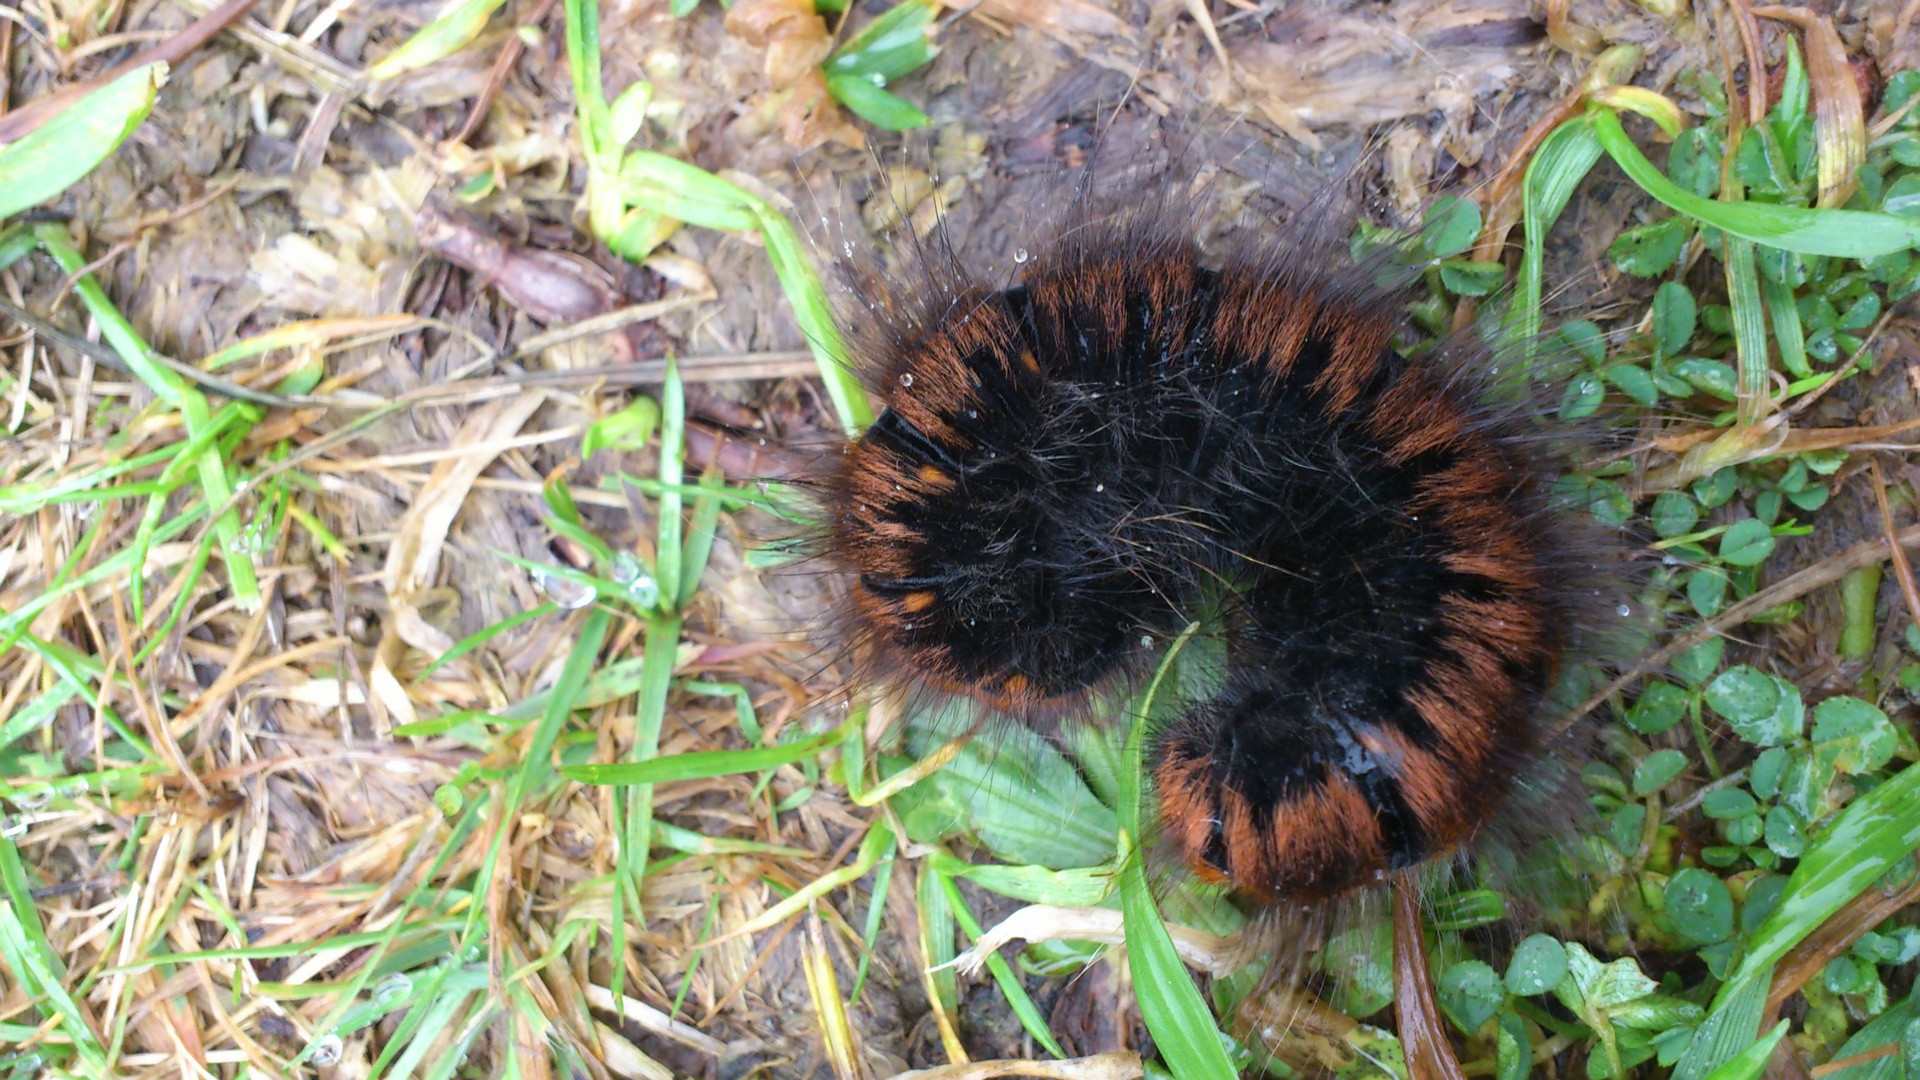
[824,210,1595,903]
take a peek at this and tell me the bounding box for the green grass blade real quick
[1724,234,1770,427]
[519,606,611,793]
[416,603,561,679]
[936,869,1069,1058]
[1589,107,1920,257]
[1761,273,1810,379]
[1680,759,1920,1079]
[0,64,163,221]
[1512,117,1605,350]
[562,723,846,784]
[1701,1020,1790,1080]
[1116,624,1236,1080]
[1730,759,1920,998]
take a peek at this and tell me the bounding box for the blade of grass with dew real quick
[1588,107,1920,256]
[1512,116,1605,349]
[365,822,498,1078]
[1118,622,1238,1080]
[0,63,163,221]
[366,0,505,79]
[615,356,687,984]
[1676,759,1920,1079]
[35,226,261,612]
[935,868,1069,1058]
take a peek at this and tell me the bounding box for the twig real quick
[1555,520,1920,739]
[0,294,293,407]
[0,0,261,145]
[453,0,558,145]
[1394,871,1467,1080]
[1871,459,1920,629]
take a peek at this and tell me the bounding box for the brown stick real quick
[1763,871,1920,1019]
[452,0,557,145]
[0,0,262,145]
[1555,520,1920,740]
[1394,872,1467,1080]
[1870,459,1920,630]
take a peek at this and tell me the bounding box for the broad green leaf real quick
[1634,750,1689,795]
[1705,666,1803,745]
[582,395,661,460]
[1439,960,1504,1034]
[1665,869,1734,944]
[825,75,930,131]
[824,0,941,81]
[1627,681,1689,734]
[1506,935,1568,996]
[1653,281,1697,357]
[1611,216,1688,276]
[1811,696,1898,775]
[1718,519,1776,567]
[0,64,165,222]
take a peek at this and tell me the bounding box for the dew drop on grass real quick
[1141,635,1153,648]
[1014,248,1029,263]
[899,373,914,387]
[309,1034,344,1066]
[373,972,413,1005]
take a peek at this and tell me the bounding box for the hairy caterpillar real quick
[809,166,1622,905]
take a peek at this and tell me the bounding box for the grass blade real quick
[1116,624,1237,1080]
[1588,107,1920,257]
[1513,116,1605,348]
[0,64,163,221]
[561,723,847,784]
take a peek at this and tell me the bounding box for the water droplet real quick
[899,373,914,387]
[540,572,596,610]
[1616,604,1632,617]
[967,410,978,419]
[1014,248,1029,264]
[626,573,660,609]
[308,1034,344,1066]
[1095,484,1105,492]
[373,972,413,1005]
[842,241,854,258]
[1140,636,1153,648]
[611,551,644,585]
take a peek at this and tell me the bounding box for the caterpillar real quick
[812,171,1617,905]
